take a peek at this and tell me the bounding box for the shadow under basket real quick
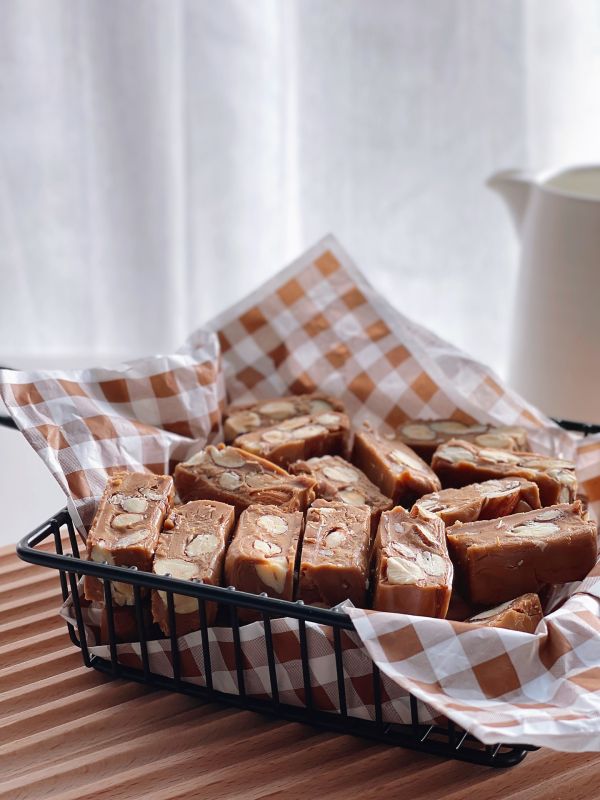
[15,418,598,768]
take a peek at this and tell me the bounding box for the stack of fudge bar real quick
[84,394,598,640]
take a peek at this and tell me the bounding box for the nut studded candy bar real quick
[431,439,577,506]
[467,593,543,634]
[297,500,371,608]
[372,507,453,617]
[447,502,597,606]
[174,445,316,514]
[412,478,541,527]
[352,425,441,506]
[84,472,174,605]
[223,393,346,443]
[233,411,351,468]
[100,604,153,644]
[151,500,235,635]
[224,505,304,619]
[397,420,530,463]
[289,455,393,537]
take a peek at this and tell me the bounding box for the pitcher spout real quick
[487,169,535,238]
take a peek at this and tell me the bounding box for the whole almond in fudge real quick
[224,505,304,620]
[289,455,393,538]
[372,507,453,617]
[84,471,174,605]
[447,501,597,606]
[431,439,577,506]
[233,411,351,468]
[223,394,346,443]
[297,501,370,608]
[174,445,316,514]
[151,500,235,636]
[467,593,543,633]
[351,426,441,506]
[398,420,530,463]
[412,478,541,526]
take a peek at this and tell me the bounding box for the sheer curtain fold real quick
[1,0,599,376]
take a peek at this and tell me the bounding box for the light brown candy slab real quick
[431,438,577,506]
[397,419,530,462]
[173,445,316,514]
[224,505,304,620]
[151,500,235,635]
[467,593,543,633]
[99,603,153,644]
[351,426,441,506]
[289,455,393,538]
[233,411,351,468]
[84,471,174,605]
[223,394,346,443]
[447,501,597,606]
[412,477,541,526]
[372,507,453,617]
[297,500,370,608]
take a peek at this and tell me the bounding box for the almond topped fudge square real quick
[225,505,304,619]
[412,477,541,526]
[174,445,316,513]
[447,501,597,605]
[297,500,371,608]
[223,394,346,442]
[431,439,577,505]
[289,455,393,537]
[233,410,351,468]
[371,507,453,617]
[397,420,529,462]
[84,471,174,605]
[467,593,543,633]
[151,499,235,635]
[352,425,441,506]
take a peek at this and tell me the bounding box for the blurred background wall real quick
[2,0,599,378]
[1,0,600,540]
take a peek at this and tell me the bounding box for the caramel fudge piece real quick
[412,478,541,526]
[234,411,351,468]
[224,505,304,620]
[398,420,530,462]
[100,603,153,644]
[174,445,316,514]
[223,394,346,442]
[289,455,393,537]
[151,500,235,636]
[445,589,476,622]
[431,439,577,506]
[467,593,543,633]
[297,501,370,608]
[447,502,597,605]
[84,472,174,605]
[352,426,441,506]
[372,507,452,617]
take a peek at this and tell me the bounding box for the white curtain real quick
[1,0,599,377]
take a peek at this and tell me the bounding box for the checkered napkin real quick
[0,331,224,531]
[4,234,600,750]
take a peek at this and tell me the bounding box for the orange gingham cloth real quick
[0,331,225,531]
[4,235,600,750]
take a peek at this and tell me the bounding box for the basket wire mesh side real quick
[17,509,535,768]
[13,418,600,768]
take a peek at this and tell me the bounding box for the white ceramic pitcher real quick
[488,165,600,424]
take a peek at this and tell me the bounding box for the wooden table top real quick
[2,541,599,800]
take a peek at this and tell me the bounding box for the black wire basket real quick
[12,415,599,768]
